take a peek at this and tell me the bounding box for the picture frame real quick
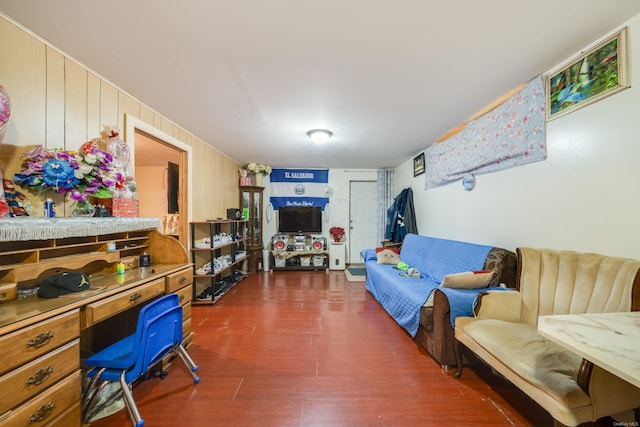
[413,152,425,177]
[546,28,629,120]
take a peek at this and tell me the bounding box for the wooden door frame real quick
[124,114,192,249]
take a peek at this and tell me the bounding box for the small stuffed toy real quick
[376,248,401,265]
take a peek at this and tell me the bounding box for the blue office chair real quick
[82,294,200,427]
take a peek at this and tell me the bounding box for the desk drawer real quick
[0,339,79,416]
[176,285,192,307]
[83,279,165,328]
[0,310,79,376]
[45,401,81,427]
[166,268,193,293]
[182,301,191,321]
[183,316,192,342]
[1,370,80,427]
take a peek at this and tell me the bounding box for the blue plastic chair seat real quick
[83,294,199,427]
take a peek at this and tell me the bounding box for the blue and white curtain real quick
[376,169,394,242]
[269,168,329,210]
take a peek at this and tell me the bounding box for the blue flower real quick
[42,158,78,192]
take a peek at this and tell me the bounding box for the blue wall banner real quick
[269,168,329,210]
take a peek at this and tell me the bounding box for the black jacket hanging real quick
[384,188,418,243]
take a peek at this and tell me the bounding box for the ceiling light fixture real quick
[307,129,333,144]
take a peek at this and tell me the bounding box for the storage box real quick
[275,258,286,268]
[112,198,139,217]
[300,256,311,267]
[313,255,326,267]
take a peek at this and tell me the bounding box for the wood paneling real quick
[46,48,65,148]
[65,58,88,146]
[87,72,101,138]
[118,91,140,126]
[0,15,240,224]
[99,80,118,130]
[0,18,46,147]
[139,104,154,126]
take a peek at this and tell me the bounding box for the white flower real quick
[76,163,93,176]
[246,162,271,175]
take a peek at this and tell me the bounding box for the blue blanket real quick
[364,234,496,336]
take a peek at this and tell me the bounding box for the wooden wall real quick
[0,14,239,220]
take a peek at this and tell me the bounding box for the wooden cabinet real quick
[0,218,192,426]
[82,278,165,328]
[190,220,248,303]
[166,266,194,347]
[239,186,264,272]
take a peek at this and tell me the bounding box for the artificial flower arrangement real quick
[246,162,272,176]
[13,144,125,202]
[330,226,346,242]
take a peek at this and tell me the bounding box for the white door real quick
[349,181,378,264]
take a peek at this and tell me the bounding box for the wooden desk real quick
[538,311,640,388]
[0,218,192,426]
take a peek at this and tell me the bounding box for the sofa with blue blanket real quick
[363,233,516,369]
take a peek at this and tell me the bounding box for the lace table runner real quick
[0,217,162,242]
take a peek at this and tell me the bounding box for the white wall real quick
[262,169,377,261]
[395,14,640,259]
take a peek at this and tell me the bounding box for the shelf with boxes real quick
[190,220,249,303]
[270,233,329,272]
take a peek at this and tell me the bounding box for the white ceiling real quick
[2,1,640,170]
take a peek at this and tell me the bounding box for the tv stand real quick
[270,233,328,272]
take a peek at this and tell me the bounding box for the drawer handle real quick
[28,401,55,423]
[179,275,186,283]
[129,292,142,303]
[26,366,54,386]
[27,331,54,349]
[178,294,185,303]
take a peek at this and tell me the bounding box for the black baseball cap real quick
[37,271,91,298]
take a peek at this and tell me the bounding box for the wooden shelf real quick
[190,220,249,304]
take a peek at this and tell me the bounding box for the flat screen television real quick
[278,206,322,233]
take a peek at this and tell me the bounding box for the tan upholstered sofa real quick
[454,247,640,426]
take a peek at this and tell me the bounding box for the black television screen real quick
[278,206,322,233]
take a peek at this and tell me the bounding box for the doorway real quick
[125,114,192,249]
[349,181,378,264]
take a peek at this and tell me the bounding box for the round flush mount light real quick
[307,129,333,144]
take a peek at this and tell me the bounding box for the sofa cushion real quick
[376,247,400,254]
[463,319,590,409]
[399,234,492,282]
[376,249,401,264]
[441,270,494,289]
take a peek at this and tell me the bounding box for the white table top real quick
[538,311,640,388]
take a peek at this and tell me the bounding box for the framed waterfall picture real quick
[546,28,629,120]
[413,152,425,177]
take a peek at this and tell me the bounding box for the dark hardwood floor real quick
[88,270,618,426]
